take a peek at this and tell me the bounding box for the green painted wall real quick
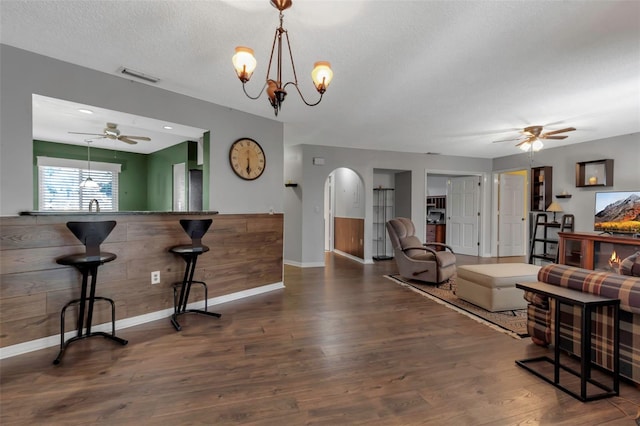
[33,140,149,210]
[146,141,200,211]
[202,131,210,210]
[33,139,206,212]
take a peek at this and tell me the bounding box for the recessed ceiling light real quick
[78,108,93,114]
[163,125,173,130]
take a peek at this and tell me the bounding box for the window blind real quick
[37,157,120,211]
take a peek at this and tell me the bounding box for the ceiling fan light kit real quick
[495,125,576,153]
[232,0,333,116]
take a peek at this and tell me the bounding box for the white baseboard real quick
[284,259,325,268]
[0,282,284,360]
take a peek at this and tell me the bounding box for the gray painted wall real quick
[0,44,284,216]
[286,145,493,266]
[493,133,640,234]
[394,171,412,219]
[334,168,365,218]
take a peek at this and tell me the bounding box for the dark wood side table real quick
[515,281,619,402]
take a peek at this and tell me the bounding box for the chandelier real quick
[231,0,333,116]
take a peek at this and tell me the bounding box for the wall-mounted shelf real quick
[555,194,572,199]
[575,159,613,187]
[531,166,553,211]
[285,183,298,187]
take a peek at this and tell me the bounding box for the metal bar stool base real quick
[171,310,222,331]
[54,333,128,365]
[171,281,221,331]
[53,296,128,365]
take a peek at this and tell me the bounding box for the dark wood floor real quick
[1,253,639,425]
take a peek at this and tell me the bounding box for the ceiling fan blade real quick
[68,132,104,136]
[492,137,522,143]
[543,127,576,136]
[544,135,568,140]
[118,137,139,145]
[120,135,151,141]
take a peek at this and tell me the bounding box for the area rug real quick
[384,274,529,339]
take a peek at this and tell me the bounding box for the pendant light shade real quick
[232,47,257,82]
[80,140,99,189]
[80,177,99,189]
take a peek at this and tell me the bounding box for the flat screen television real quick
[594,191,640,234]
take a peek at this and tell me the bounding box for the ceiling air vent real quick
[120,67,160,83]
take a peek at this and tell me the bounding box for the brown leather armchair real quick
[386,217,456,284]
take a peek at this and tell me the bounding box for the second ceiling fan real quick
[69,122,151,145]
[495,125,576,151]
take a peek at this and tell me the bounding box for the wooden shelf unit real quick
[426,195,446,249]
[529,213,574,265]
[531,166,553,212]
[426,196,446,209]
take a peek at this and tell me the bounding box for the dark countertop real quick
[20,211,219,216]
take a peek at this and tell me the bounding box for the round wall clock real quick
[229,138,266,180]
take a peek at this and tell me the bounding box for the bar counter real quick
[0,212,283,350]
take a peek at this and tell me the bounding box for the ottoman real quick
[456,263,541,312]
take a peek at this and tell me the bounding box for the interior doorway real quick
[426,172,483,256]
[492,169,528,257]
[324,168,366,262]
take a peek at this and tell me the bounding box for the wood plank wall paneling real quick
[0,213,283,348]
[334,217,364,259]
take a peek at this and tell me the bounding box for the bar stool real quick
[54,221,128,365]
[169,219,221,331]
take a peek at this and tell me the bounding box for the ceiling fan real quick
[69,122,151,145]
[493,125,576,151]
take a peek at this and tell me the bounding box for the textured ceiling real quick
[1,0,639,158]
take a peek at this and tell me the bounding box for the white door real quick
[447,176,480,256]
[498,173,526,256]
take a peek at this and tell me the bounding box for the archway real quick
[324,167,366,262]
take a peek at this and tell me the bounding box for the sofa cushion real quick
[538,263,640,314]
[619,251,640,277]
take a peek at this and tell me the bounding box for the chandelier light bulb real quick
[311,61,333,93]
[232,47,257,82]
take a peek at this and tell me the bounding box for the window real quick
[37,157,121,211]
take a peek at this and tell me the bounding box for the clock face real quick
[229,138,266,180]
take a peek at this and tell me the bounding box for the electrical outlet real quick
[151,271,161,285]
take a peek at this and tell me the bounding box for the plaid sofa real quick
[523,263,640,385]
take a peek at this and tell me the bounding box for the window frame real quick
[37,156,121,211]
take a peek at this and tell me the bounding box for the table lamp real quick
[546,201,563,223]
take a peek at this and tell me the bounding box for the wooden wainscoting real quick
[0,213,283,348]
[334,217,364,259]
